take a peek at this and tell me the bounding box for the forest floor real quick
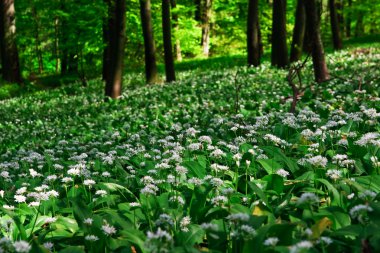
[0,42,379,252]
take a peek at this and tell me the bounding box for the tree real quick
[304,0,330,83]
[329,0,343,50]
[104,0,126,98]
[271,0,288,68]
[171,0,182,61]
[162,0,176,82]
[200,0,212,57]
[290,0,306,62]
[247,0,260,66]
[0,0,22,83]
[140,0,158,84]
[346,0,352,37]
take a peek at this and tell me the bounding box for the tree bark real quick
[290,0,306,62]
[247,0,260,66]
[329,0,343,50]
[162,0,176,82]
[201,0,212,57]
[271,0,288,68]
[104,0,126,98]
[140,0,158,83]
[354,12,364,37]
[29,1,44,73]
[304,0,330,83]
[0,0,22,83]
[171,0,182,61]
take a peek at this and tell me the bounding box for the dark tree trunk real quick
[29,1,44,73]
[271,0,288,68]
[329,0,343,50]
[194,0,201,21]
[304,0,330,83]
[104,0,126,98]
[201,0,212,57]
[140,0,158,83]
[171,0,182,61]
[290,0,306,62]
[345,0,352,37]
[162,0,176,82]
[0,0,22,83]
[247,0,260,66]
[336,0,344,33]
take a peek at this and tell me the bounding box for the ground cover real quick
[0,46,380,252]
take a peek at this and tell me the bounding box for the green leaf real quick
[183,161,206,179]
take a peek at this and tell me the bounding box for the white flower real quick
[14,195,27,203]
[297,193,319,206]
[83,179,96,187]
[227,213,250,222]
[102,222,117,236]
[83,218,93,225]
[180,216,191,232]
[43,242,54,251]
[13,240,31,253]
[290,241,313,253]
[264,237,279,246]
[307,155,328,168]
[85,235,99,241]
[349,204,373,219]
[44,217,57,224]
[210,149,226,158]
[130,202,141,207]
[0,190,4,198]
[326,169,342,180]
[95,190,107,197]
[276,169,290,178]
[211,196,228,206]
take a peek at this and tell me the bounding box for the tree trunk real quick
[247,0,260,66]
[0,0,22,83]
[29,1,44,73]
[194,0,201,21]
[304,0,330,83]
[162,0,176,82]
[104,0,126,98]
[354,12,364,37]
[54,17,60,73]
[329,0,342,50]
[290,0,306,62]
[271,0,288,68]
[201,0,212,57]
[345,0,352,37]
[171,0,182,61]
[140,0,158,83]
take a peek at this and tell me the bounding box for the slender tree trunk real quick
[345,0,352,37]
[271,0,288,68]
[105,0,126,98]
[304,0,330,83]
[329,0,343,50]
[162,0,176,82]
[290,0,306,62]
[140,0,158,83]
[201,0,212,57]
[54,17,60,73]
[354,12,364,37]
[0,0,22,83]
[29,1,44,73]
[336,0,344,34]
[171,0,182,61]
[247,0,260,66]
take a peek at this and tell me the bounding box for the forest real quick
[0,0,380,252]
